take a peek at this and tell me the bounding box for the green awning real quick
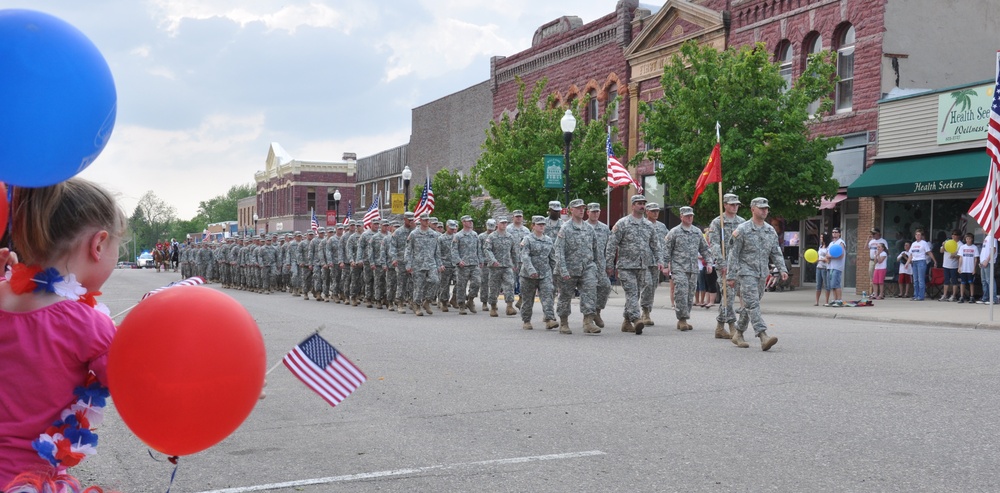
[847,150,990,198]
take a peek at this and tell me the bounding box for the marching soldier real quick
[389,212,415,313]
[288,232,302,296]
[299,230,314,300]
[554,199,601,334]
[606,195,661,335]
[586,203,612,329]
[508,210,530,310]
[519,216,557,330]
[437,219,458,312]
[347,221,364,305]
[543,200,565,240]
[640,202,669,327]
[726,197,785,351]
[260,235,277,294]
[452,215,482,315]
[405,212,443,316]
[358,221,375,307]
[326,224,344,303]
[384,221,399,311]
[707,193,746,339]
[311,228,327,301]
[339,222,355,302]
[484,216,518,318]
[478,219,495,312]
[663,206,713,332]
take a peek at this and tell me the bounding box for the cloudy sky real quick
[8,0,619,218]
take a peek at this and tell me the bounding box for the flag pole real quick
[713,121,729,317]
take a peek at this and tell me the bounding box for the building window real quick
[307,187,316,212]
[777,40,793,92]
[607,84,619,124]
[327,189,336,211]
[805,33,823,116]
[398,176,403,192]
[361,184,366,208]
[384,179,390,200]
[586,90,598,122]
[836,24,855,113]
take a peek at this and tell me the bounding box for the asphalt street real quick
[73,269,1000,492]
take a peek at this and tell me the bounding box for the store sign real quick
[937,83,993,145]
[912,180,968,193]
[543,154,564,189]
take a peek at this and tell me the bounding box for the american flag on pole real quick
[606,127,642,193]
[283,333,367,408]
[141,276,206,301]
[342,200,353,225]
[969,51,1000,240]
[412,176,435,216]
[310,208,319,233]
[363,193,381,228]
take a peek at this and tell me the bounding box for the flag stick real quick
[713,121,727,317]
[265,325,326,376]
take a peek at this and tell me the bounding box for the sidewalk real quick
[602,283,1000,330]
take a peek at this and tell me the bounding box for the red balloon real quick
[108,286,265,456]
[0,182,8,233]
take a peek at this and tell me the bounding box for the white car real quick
[136,252,154,268]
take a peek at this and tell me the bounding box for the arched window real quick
[804,32,823,116]
[607,83,619,124]
[777,40,793,92]
[836,24,855,112]
[586,90,598,122]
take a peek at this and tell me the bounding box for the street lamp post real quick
[560,110,577,207]
[333,189,341,224]
[402,165,413,212]
[252,213,258,236]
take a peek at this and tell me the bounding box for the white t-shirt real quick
[897,252,912,275]
[981,239,996,267]
[868,238,889,260]
[874,251,887,270]
[959,244,979,274]
[817,246,829,269]
[828,238,847,271]
[942,240,961,269]
[908,240,932,262]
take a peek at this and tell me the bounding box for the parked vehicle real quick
[116,261,137,269]
[136,252,154,268]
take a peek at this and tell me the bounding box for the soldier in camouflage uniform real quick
[519,216,557,330]
[230,238,244,289]
[586,202,612,328]
[452,215,482,315]
[369,219,388,308]
[405,213,443,316]
[437,219,458,312]
[726,197,785,351]
[311,228,327,301]
[259,235,277,294]
[478,219,496,312]
[326,225,343,302]
[357,221,375,307]
[640,203,669,327]
[384,221,399,311]
[663,206,713,332]
[606,195,661,335]
[339,223,354,302]
[554,199,601,334]
[213,240,226,285]
[389,212,415,313]
[707,193,746,339]
[200,242,213,281]
[484,216,518,318]
[508,210,530,309]
[298,230,314,300]
[347,221,365,305]
[288,232,302,296]
[281,233,293,293]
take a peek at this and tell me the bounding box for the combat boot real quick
[450,293,459,308]
[522,321,533,330]
[731,329,750,348]
[515,297,523,310]
[634,319,645,335]
[593,309,605,328]
[376,300,383,309]
[490,304,499,317]
[677,320,686,331]
[422,300,433,315]
[324,295,330,302]
[728,322,737,337]
[351,297,359,307]
[459,302,468,315]
[293,289,300,297]
[583,314,601,334]
[506,302,517,316]
[682,320,693,331]
[482,301,488,312]
[639,308,654,326]
[758,331,778,351]
[544,318,559,330]
[397,301,406,314]
[440,301,449,313]
[467,299,478,314]
[621,319,635,333]
[559,316,571,334]
[316,294,324,302]
[303,292,310,301]
[366,299,374,308]
[715,322,731,339]
[414,304,423,316]
[387,301,395,312]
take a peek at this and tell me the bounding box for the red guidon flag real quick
[691,143,722,206]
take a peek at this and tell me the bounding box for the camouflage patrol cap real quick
[294,231,302,235]
[723,193,741,205]
[548,200,562,210]
[486,218,496,229]
[371,218,381,225]
[630,194,647,204]
[336,223,344,229]
[284,233,292,238]
[568,198,585,208]
[446,219,458,229]
[646,202,660,211]
[392,220,402,227]
[750,197,770,208]
[461,215,473,222]
[587,202,601,212]
[403,212,415,220]
[429,216,438,223]
[679,206,694,216]
[419,212,430,220]
[512,210,523,217]
[306,230,315,235]
[531,215,546,225]
[317,227,326,233]
[497,215,509,223]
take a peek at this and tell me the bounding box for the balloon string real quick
[147,451,181,493]
[5,184,12,250]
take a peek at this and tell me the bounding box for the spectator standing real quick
[939,230,961,302]
[872,243,888,299]
[826,227,847,307]
[815,234,831,306]
[905,229,936,301]
[897,241,912,298]
[867,228,889,289]
[979,237,997,304]
[957,233,979,303]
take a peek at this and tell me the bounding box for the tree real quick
[641,41,842,222]
[409,169,495,229]
[475,78,623,216]
[129,191,177,250]
[197,183,256,224]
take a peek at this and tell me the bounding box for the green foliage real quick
[128,191,177,252]
[641,41,842,222]
[475,78,623,217]
[197,183,256,224]
[409,168,495,228]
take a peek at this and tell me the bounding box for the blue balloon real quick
[829,243,844,258]
[0,10,116,187]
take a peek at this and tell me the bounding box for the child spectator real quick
[897,241,912,299]
[939,230,961,302]
[872,243,888,299]
[958,233,979,303]
[815,234,830,306]
[0,178,126,488]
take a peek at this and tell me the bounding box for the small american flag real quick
[363,193,381,228]
[606,127,642,193]
[342,200,353,225]
[969,51,1000,239]
[283,333,367,408]
[310,208,319,233]
[412,176,435,216]
[141,276,206,301]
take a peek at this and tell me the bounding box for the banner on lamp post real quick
[390,193,405,214]
[543,154,564,189]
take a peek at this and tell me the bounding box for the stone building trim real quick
[493,25,619,88]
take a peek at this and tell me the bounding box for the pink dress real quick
[0,300,115,485]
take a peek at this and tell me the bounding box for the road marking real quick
[194,450,605,493]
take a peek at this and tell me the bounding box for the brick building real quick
[253,142,357,234]
[356,144,407,217]
[490,0,641,223]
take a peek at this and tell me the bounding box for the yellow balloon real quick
[804,248,819,263]
[944,239,958,254]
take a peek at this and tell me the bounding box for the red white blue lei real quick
[3,264,111,470]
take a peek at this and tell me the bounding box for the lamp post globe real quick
[333,189,341,224]
[402,165,413,212]
[560,110,577,207]
[252,213,258,236]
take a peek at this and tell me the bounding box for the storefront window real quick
[883,200,932,277]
